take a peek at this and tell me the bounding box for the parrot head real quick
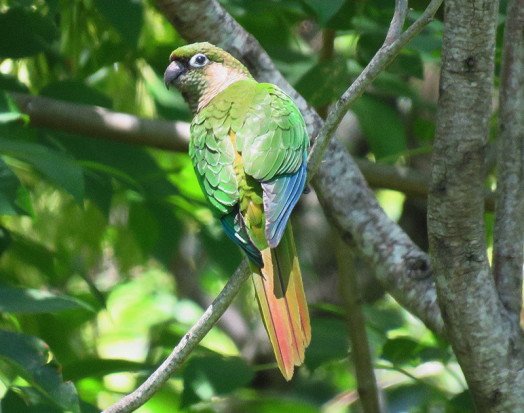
[164,42,252,112]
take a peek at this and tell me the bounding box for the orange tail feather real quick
[250,224,311,380]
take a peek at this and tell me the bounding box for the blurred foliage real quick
[0,0,500,411]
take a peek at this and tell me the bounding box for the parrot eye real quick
[189,53,209,68]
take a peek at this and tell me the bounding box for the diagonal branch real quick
[492,0,524,324]
[307,0,442,178]
[102,261,250,413]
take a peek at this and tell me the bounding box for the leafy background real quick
[0,0,499,411]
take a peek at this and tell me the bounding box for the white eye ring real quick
[189,53,209,68]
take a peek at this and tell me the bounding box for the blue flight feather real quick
[262,153,307,248]
[221,209,263,267]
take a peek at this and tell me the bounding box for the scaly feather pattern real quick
[165,43,310,379]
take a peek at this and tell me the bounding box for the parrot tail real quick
[250,224,311,380]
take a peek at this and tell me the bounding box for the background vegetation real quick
[0,0,518,412]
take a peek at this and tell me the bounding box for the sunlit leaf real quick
[0,330,80,413]
[0,90,29,125]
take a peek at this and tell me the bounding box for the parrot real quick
[164,42,310,380]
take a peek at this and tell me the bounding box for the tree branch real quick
[307,0,442,178]
[335,235,381,413]
[492,0,524,324]
[152,0,445,338]
[102,261,250,413]
[10,92,190,151]
[427,0,524,409]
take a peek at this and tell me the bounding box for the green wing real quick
[189,97,238,216]
[235,83,308,181]
[189,80,308,249]
[234,83,308,247]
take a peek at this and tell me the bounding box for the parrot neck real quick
[191,64,252,113]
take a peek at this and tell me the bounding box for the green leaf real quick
[381,337,421,365]
[0,90,29,125]
[352,95,407,160]
[0,157,26,215]
[381,336,447,366]
[446,390,475,413]
[364,305,404,333]
[0,330,80,413]
[305,318,349,370]
[93,0,144,48]
[388,51,424,79]
[62,358,149,381]
[386,383,438,412]
[0,139,84,203]
[0,74,30,93]
[295,58,348,107]
[301,0,345,26]
[0,284,93,314]
[181,356,254,407]
[40,80,112,108]
[0,7,57,58]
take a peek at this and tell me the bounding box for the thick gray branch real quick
[102,261,250,413]
[153,0,445,338]
[427,0,524,410]
[493,0,524,324]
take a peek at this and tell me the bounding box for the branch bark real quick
[427,0,524,409]
[102,261,250,413]
[10,92,190,151]
[492,0,524,324]
[335,235,381,413]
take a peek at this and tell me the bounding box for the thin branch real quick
[385,0,409,45]
[103,261,250,413]
[307,0,442,178]
[492,0,524,323]
[335,235,381,413]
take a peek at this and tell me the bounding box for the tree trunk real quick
[428,0,524,410]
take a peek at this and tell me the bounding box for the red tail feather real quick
[250,224,311,380]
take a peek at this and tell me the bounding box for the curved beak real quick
[164,60,185,89]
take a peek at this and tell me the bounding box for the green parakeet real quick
[164,42,310,380]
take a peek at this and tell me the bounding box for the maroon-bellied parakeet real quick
[164,42,310,380]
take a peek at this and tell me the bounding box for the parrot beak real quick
[164,60,186,89]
